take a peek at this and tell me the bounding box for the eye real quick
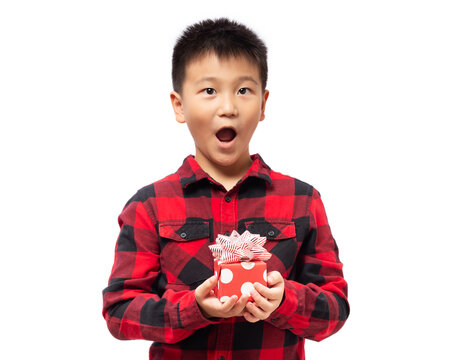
[203,88,216,95]
[238,88,251,95]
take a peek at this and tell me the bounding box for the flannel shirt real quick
[102,154,349,360]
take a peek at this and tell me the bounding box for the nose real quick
[218,93,238,117]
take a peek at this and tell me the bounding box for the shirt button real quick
[271,317,279,322]
[268,230,275,237]
[225,195,231,202]
[180,232,187,239]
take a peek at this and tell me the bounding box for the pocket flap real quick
[244,220,296,240]
[159,220,210,241]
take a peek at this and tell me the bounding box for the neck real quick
[195,152,253,190]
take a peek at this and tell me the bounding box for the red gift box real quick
[214,258,267,302]
[209,230,271,302]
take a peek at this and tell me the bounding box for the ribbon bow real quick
[209,230,272,264]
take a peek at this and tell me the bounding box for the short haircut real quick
[172,18,268,94]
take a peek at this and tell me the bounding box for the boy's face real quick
[171,53,269,174]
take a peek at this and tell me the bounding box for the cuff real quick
[267,279,300,328]
[177,290,221,330]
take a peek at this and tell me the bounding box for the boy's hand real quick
[243,271,285,323]
[195,275,249,319]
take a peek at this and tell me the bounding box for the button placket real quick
[217,193,238,357]
[220,192,236,237]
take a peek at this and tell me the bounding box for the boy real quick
[102,18,349,359]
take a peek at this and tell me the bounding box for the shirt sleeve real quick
[266,188,350,341]
[102,194,218,343]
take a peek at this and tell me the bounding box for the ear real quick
[170,91,185,124]
[259,89,270,121]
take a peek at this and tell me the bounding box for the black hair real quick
[172,18,268,94]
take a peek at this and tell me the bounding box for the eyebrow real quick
[196,76,259,85]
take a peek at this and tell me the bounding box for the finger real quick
[195,275,217,299]
[230,294,249,315]
[245,301,267,320]
[220,295,238,313]
[253,282,281,300]
[267,271,283,286]
[250,288,272,312]
[243,310,260,323]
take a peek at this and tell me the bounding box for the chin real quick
[210,152,241,167]
[212,155,236,166]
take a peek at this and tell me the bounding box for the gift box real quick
[214,259,267,302]
[209,230,271,302]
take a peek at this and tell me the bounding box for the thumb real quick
[267,271,282,286]
[195,275,217,299]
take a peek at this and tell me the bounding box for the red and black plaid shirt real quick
[102,154,349,360]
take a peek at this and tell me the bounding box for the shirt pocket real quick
[159,219,213,289]
[244,220,299,276]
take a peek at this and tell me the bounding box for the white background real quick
[1,1,449,359]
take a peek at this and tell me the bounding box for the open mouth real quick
[216,127,237,142]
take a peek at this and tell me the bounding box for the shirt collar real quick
[177,154,273,189]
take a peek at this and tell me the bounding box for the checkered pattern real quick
[102,154,349,360]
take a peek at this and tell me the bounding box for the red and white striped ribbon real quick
[209,230,272,264]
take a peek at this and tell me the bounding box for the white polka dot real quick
[241,261,255,270]
[263,270,267,282]
[220,268,233,284]
[220,296,230,303]
[241,282,254,296]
